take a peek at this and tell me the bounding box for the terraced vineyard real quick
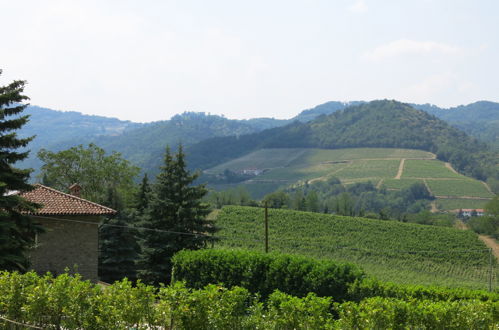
[206,147,495,209]
[214,206,498,289]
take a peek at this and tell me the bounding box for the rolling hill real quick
[214,206,497,289]
[187,100,496,184]
[204,147,494,210]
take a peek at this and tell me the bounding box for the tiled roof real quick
[20,184,116,216]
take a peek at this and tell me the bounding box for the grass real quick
[215,206,497,290]
[402,160,466,179]
[334,159,400,180]
[383,178,424,190]
[436,198,490,211]
[426,179,495,198]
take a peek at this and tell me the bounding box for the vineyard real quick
[214,206,498,289]
[205,148,494,210]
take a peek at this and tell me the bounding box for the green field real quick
[436,198,490,211]
[206,148,495,208]
[402,160,465,179]
[215,206,497,289]
[426,179,494,198]
[383,178,424,190]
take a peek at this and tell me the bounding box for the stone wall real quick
[28,215,101,282]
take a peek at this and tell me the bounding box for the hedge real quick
[172,249,365,301]
[348,277,499,302]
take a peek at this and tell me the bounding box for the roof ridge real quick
[33,183,116,213]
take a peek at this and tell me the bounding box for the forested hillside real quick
[413,101,499,150]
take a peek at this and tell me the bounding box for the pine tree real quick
[137,145,216,285]
[0,70,42,271]
[98,187,139,283]
[99,211,139,283]
[136,173,151,215]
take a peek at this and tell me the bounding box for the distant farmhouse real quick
[20,184,116,281]
[459,209,485,217]
[239,168,264,176]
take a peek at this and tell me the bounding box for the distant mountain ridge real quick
[18,100,499,178]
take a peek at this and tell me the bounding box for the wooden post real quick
[489,248,493,292]
[265,202,269,253]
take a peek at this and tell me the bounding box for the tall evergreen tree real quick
[137,145,216,285]
[136,173,151,215]
[0,70,42,271]
[99,211,139,283]
[98,186,140,283]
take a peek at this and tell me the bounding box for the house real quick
[20,184,116,281]
[460,209,485,217]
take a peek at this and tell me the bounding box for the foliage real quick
[0,70,43,271]
[99,210,140,283]
[137,146,216,285]
[0,271,498,329]
[214,206,495,288]
[347,277,499,302]
[467,197,499,239]
[204,186,258,208]
[335,296,498,329]
[262,178,434,220]
[37,143,140,206]
[172,249,364,301]
[468,216,499,239]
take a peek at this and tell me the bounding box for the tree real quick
[137,145,216,285]
[485,195,499,217]
[99,211,140,283]
[37,144,140,206]
[135,174,151,215]
[0,70,42,271]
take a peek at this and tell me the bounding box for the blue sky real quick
[1,0,498,122]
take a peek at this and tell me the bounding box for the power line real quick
[0,315,42,329]
[31,215,214,238]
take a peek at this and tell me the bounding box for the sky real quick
[1,0,498,123]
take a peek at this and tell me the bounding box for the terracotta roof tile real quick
[20,184,116,216]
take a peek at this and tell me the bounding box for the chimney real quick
[69,183,82,197]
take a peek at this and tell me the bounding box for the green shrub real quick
[348,277,499,302]
[335,297,499,329]
[0,271,498,329]
[172,249,365,301]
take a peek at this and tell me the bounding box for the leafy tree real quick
[0,70,42,271]
[305,191,320,212]
[137,145,216,285]
[485,195,499,216]
[263,190,290,209]
[37,143,140,206]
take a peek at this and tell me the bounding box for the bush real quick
[172,249,365,301]
[347,277,499,302]
[0,271,497,329]
[335,297,499,329]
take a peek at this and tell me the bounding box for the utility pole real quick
[265,202,269,253]
[489,248,493,292]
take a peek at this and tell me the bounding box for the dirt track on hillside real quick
[455,220,499,260]
[394,159,405,179]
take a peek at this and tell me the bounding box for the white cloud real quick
[363,39,460,61]
[348,0,368,13]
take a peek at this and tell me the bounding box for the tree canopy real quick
[37,143,140,206]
